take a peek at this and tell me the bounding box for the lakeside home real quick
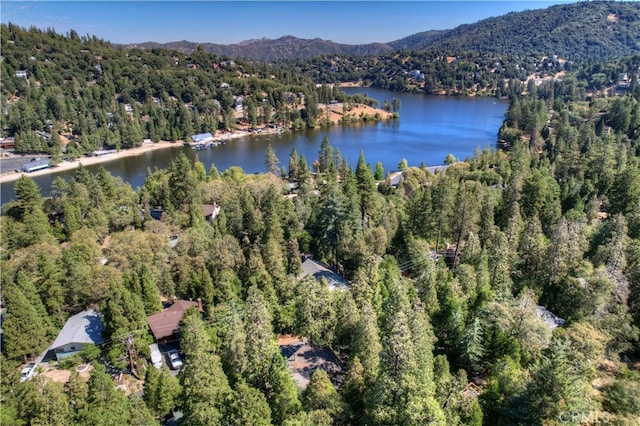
[21,159,50,173]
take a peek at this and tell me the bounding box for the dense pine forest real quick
[2,18,640,426]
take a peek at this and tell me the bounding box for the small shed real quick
[50,309,105,360]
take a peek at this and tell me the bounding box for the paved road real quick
[0,155,51,174]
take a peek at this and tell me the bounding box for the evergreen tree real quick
[80,364,133,425]
[66,369,89,420]
[144,366,182,419]
[461,317,485,374]
[2,282,49,360]
[138,263,163,315]
[525,338,591,424]
[355,150,378,225]
[30,377,73,426]
[288,148,299,181]
[367,265,445,425]
[303,369,343,420]
[228,379,272,426]
[180,313,232,425]
[351,300,381,386]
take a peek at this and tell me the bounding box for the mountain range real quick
[128,1,640,61]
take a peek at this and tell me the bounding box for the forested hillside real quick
[391,0,640,61]
[1,24,377,157]
[129,1,640,62]
[2,17,640,426]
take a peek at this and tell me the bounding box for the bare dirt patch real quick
[319,103,393,124]
[41,364,93,384]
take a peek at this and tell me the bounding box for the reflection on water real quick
[1,89,507,205]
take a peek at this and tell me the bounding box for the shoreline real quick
[0,129,262,184]
[0,102,393,184]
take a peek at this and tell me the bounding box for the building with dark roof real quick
[147,299,203,342]
[278,335,344,389]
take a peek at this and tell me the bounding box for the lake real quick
[0,88,508,205]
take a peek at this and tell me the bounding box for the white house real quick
[15,70,27,78]
[50,309,105,360]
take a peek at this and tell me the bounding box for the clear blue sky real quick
[2,1,580,45]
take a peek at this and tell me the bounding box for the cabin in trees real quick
[278,335,344,389]
[202,203,221,222]
[299,258,350,291]
[147,299,204,342]
[50,309,105,361]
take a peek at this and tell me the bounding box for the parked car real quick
[167,350,183,370]
[20,362,37,382]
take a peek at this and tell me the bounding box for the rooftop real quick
[277,335,344,389]
[299,258,350,291]
[147,299,203,341]
[50,309,105,350]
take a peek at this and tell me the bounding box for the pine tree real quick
[355,150,378,225]
[216,301,247,378]
[461,317,485,373]
[288,148,299,181]
[80,364,133,425]
[351,301,381,386]
[66,369,89,420]
[318,136,333,174]
[367,266,445,425]
[303,369,343,420]
[244,286,278,388]
[180,313,232,425]
[525,338,590,424]
[138,263,162,315]
[2,282,49,360]
[228,379,272,426]
[128,394,160,426]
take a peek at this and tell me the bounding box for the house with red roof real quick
[147,299,203,342]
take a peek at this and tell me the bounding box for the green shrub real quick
[602,380,640,415]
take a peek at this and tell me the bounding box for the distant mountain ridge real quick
[128,1,640,61]
[128,35,396,61]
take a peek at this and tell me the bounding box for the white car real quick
[20,362,37,382]
[167,350,183,370]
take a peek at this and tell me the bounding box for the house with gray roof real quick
[50,309,105,360]
[299,258,350,291]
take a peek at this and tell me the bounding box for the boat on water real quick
[191,141,220,150]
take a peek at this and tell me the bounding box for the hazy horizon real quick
[2,1,579,46]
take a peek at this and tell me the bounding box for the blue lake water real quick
[0,88,507,204]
